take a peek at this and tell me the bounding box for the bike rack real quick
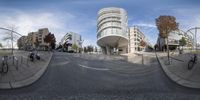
[14,56,18,70]
[0,56,9,73]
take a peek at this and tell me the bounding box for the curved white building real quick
[97,7,128,55]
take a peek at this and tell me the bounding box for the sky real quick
[0,0,200,47]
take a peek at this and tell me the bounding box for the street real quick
[1,52,200,100]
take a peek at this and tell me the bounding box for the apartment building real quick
[37,28,49,49]
[17,28,50,50]
[129,26,146,53]
[26,32,38,49]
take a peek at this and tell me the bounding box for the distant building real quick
[37,28,50,50]
[157,29,193,50]
[60,32,82,52]
[17,28,51,50]
[129,26,146,53]
[26,32,38,49]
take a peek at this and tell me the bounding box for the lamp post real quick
[186,27,200,51]
[11,28,14,64]
[0,27,22,65]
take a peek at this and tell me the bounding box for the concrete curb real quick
[1,52,53,89]
[155,52,200,89]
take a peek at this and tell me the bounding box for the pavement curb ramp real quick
[0,52,53,89]
[155,52,200,89]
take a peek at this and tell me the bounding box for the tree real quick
[156,15,178,63]
[83,47,87,53]
[44,33,56,50]
[140,40,146,47]
[179,37,187,49]
[50,34,56,49]
[72,44,78,52]
[87,45,93,52]
[154,44,158,50]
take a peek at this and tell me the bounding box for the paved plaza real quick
[0,50,52,89]
[156,51,200,88]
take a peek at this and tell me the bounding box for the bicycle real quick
[188,54,198,70]
[0,56,9,73]
[29,52,35,62]
[29,51,40,62]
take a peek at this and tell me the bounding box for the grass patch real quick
[0,50,12,56]
[191,50,200,54]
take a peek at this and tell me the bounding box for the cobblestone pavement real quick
[0,52,200,100]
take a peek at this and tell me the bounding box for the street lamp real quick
[0,27,23,64]
[186,27,200,51]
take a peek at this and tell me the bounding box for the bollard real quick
[169,57,172,64]
[142,54,144,65]
[21,56,23,64]
[27,56,29,67]
[12,56,14,65]
[14,56,18,70]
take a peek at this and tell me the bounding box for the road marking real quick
[78,64,110,71]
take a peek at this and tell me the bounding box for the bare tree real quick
[156,15,178,63]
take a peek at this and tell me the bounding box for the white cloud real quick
[82,38,97,47]
[132,23,156,28]
[0,8,97,46]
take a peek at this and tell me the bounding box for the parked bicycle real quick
[0,56,9,73]
[188,54,198,70]
[29,51,40,62]
[29,52,35,61]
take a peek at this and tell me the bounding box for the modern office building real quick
[157,29,193,50]
[97,7,128,55]
[129,26,146,53]
[60,32,82,52]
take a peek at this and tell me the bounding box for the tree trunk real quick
[158,38,161,51]
[167,37,170,63]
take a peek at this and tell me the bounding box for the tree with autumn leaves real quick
[156,15,179,63]
[140,40,146,47]
[44,32,56,50]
